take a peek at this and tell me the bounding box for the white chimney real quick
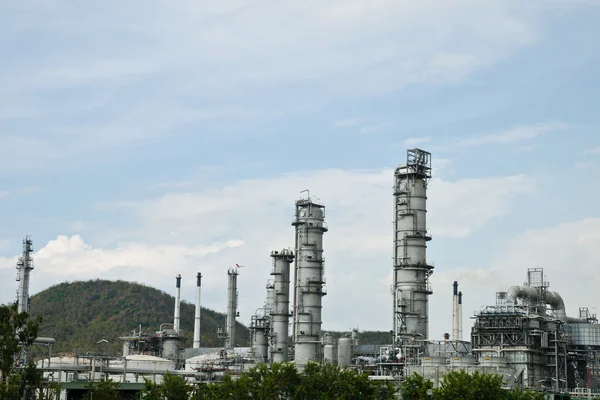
[193,272,202,348]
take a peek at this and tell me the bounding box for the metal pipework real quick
[393,149,433,346]
[226,268,239,348]
[452,281,459,341]
[16,236,34,314]
[458,291,463,341]
[271,249,294,363]
[506,285,586,323]
[174,274,182,334]
[292,194,327,367]
[193,272,202,348]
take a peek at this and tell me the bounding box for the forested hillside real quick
[29,279,250,354]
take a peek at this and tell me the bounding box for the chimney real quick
[193,272,202,348]
[452,281,459,341]
[458,291,463,341]
[174,274,182,334]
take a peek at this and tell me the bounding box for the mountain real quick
[29,279,250,355]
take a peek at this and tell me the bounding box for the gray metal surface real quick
[324,343,337,364]
[292,196,328,367]
[337,338,352,367]
[393,149,433,349]
[568,323,600,346]
[174,274,181,334]
[270,249,294,363]
[226,268,239,348]
[16,236,34,314]
[194,272,202,348]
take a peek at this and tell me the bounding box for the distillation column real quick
[226,268,239,349]
[193,272,202,348]
[271,249,294,363]
[16,236,34,314]
[173,274,181,334]
[292,196,328,367]
[393,148,433,348]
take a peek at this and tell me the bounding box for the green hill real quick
[29,279,250,355]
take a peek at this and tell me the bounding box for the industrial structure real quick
[292,193,328,368]
[10,147,600,399]
[392,148,433,356]
[16,235,34,314]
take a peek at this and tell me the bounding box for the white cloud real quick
[404,136,432,147]
[458,122,567,147]
[583,146,600,155]
[435,218,600,339]
[0,168,535,332]
[574,161,599,170]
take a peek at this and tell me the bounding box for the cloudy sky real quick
[1,1,599,340]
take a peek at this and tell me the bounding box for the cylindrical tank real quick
[324,344,338,364]
[448,356,476,367]
[252,329,269,363]
[392,149,433,344]
[162,337,183,361]
[337,338,352,367]
[292,199,328,368]
[422,356,447,366]
[271,249,294,363]
[122,341,130,357]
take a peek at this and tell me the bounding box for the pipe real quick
[193,272,202,348]
[174,274,181,334]
[506,285,587,323]
[458,291,463,341]
[452,281,459,341]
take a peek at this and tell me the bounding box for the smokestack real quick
[174,274,181,334]
[193,272,202,348]
[452,281,459,341]
[458,291,463,341]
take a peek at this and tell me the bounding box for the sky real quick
[1,1,600,342]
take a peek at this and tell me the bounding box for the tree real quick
[142,372,190,400]
[400,372,433,400]
[433,370,505,400]
[0,303,42,399]
[83,379,121,400]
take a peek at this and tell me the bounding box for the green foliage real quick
[400,372,434,400]
[142,372,190,400]
[29,279,251,354]
[399,371,547,400]
[0,303,43,399]
[84,379,121,400]
[148,362,395,400]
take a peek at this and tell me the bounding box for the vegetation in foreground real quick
[400,371,546,400]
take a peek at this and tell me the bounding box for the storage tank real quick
[324,344,338,364]
[125,355,174,372]
[337,338,352,367]
[162,337,183,361]
[252,327,269,363]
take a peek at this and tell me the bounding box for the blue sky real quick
[1,1,600,339]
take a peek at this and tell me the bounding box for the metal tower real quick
[225,267,239,349]
[270,248,294,363]
[173,274,182,334]
[193,272,202,348]
[292,193,328,367]
[16,236,34,314]
[392,149,433,350]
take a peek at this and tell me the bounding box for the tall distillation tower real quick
[225,267,239,349]
[292,194,328,367]
[392,149,433,351]
[270,248,294,363]
[16,236,34,314]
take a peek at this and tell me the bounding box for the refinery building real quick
[11,148,600,399]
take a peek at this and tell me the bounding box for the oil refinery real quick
[10,148,600,399]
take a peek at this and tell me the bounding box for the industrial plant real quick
[10,148,600,399]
